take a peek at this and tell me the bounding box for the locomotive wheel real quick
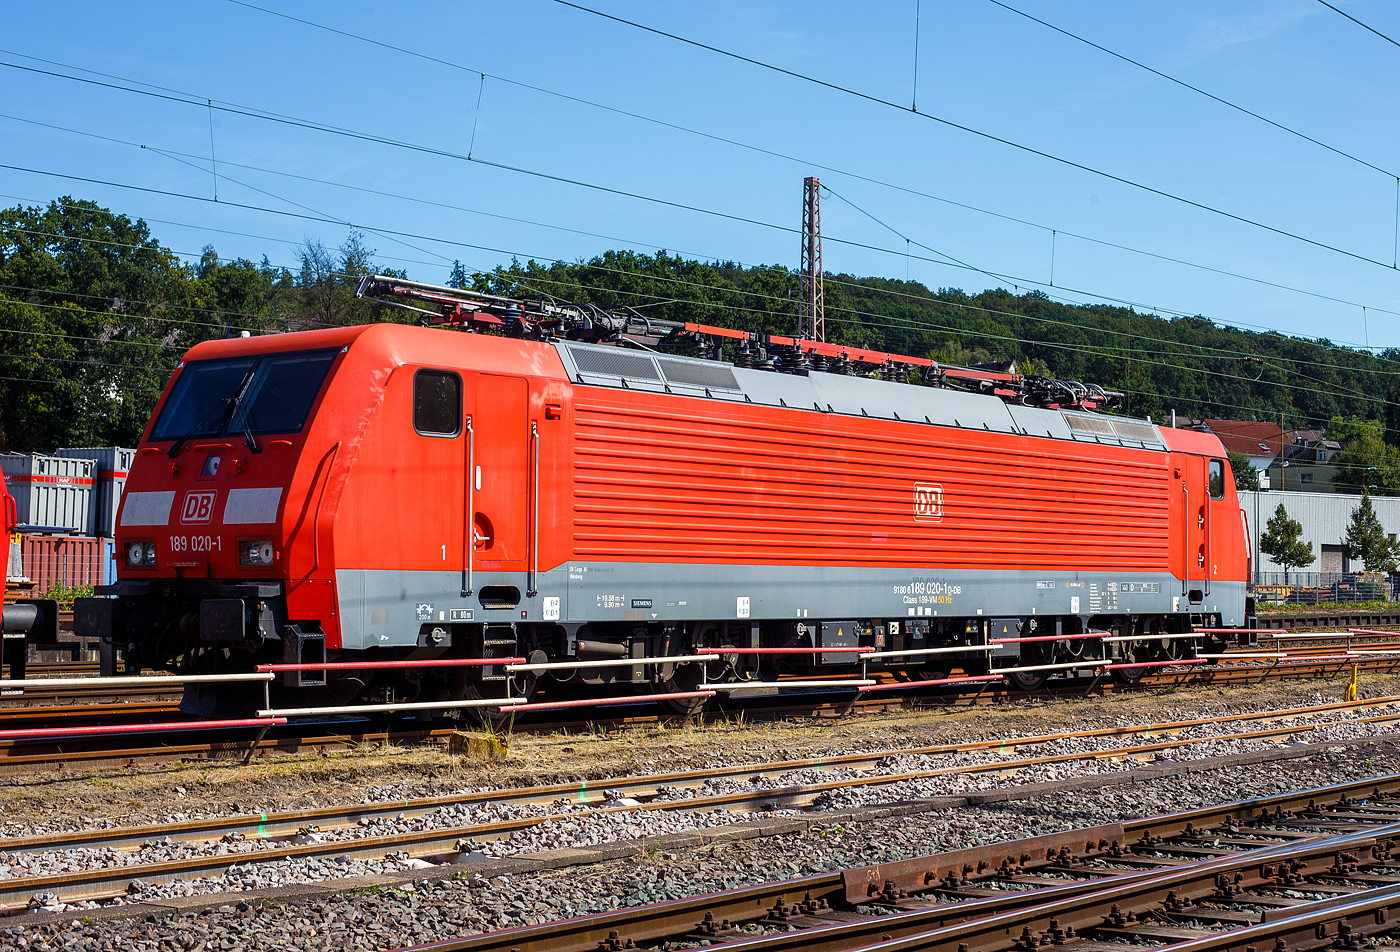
[451,650,546,728]
[898,664,948,684]
[1112,642,1152,684]
[652,677,710,715]
[1005,641,1048,692]
[1006,669,1047,691]
[653,627,728,715]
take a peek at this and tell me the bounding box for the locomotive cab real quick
[76,334,350,714]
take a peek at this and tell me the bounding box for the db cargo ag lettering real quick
[181,491,218,525]
[913,483,944,522]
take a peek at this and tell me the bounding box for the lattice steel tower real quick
[799,176,824,342]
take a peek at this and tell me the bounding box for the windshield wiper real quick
[167,395,234,458]
[166,369,255,458]
[241,405,262,454]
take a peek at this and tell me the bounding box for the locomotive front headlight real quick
[127,541,156,568]
[240,540,275,566]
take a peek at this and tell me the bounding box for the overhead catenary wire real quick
[546,0,1400,271]
[1316,0,1400,50]
[9,236,1400,455]
[5,185,1399,403]
[2,16,1396,280]
[9,169,1399,385]
[179,10,1394,328]
[205,99,218,202]
[12,108,1400,339]
[5,51,1398,346]
[911,0,921,112]
[986,0,1399,180]
[813,186,1399,389]
[2,156,1333,353]
[4,215,1394,423]
[5,271,1393,433]
[6,169,1399,406]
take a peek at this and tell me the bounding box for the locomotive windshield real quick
[151,348,338,442]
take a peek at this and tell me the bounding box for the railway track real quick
[398,773,1400,952]
[0,645,1397,775]
[1264,610,1400,629]
[4,695,1400,913]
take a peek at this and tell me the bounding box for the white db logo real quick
[913,483,944,522]
[181,491,218,525]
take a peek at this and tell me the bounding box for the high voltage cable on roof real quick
[4,213,1393,416]
[4,185,1399,395]
[8,256,1400,449]
[485,265,1399,419]
[985,0,1398,179]
[9,108,1400,338]
[546,0,1400,270]
[3,272,1391,424]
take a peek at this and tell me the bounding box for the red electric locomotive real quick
[76,276,1253,717]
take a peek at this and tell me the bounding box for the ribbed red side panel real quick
[570,397,1171,571]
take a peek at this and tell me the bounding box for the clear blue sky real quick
[5,0,1400,353]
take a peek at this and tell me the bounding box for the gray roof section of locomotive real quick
[552,340,1165,453]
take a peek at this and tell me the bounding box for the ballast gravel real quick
[3,699,1398,913]
[6,741,1399,951]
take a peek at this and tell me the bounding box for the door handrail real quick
[528,420,539,597]
[462,416,474,597]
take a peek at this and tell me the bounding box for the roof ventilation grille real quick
[570,347,661,382]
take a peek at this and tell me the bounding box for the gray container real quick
[54,447,136,537]
[0,453,97,535]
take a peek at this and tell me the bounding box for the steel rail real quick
[391,780,1400,952]
[54,706,1400,849]
[706,828,1397,952]
[2,654,1396,771]
[1128,882,1400,952]
[10,697,1390,855]
[6,706,1400,911]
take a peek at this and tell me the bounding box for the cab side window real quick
[1208,459,1225,500]
[413,370,461,437]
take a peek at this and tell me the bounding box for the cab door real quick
[468,374,530,571]
[1204,457,1229,591]
[1184,455,1209,595]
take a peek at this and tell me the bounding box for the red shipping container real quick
[18,533,106,594]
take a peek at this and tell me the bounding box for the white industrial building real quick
[1238,490,1400,579]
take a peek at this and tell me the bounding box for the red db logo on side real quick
[181,491,218,525]
[913,483,944,522]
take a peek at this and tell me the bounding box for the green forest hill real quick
[4,197,1399,491]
